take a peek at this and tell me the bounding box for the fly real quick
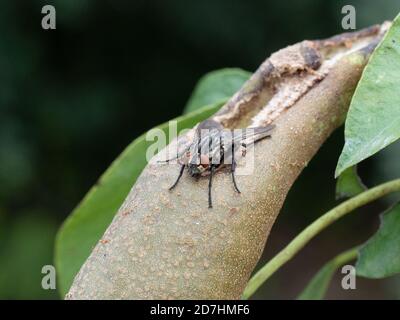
[159,119,275,208]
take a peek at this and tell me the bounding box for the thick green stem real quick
[242,178,400,299]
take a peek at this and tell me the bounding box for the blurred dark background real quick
[0,0,400,299]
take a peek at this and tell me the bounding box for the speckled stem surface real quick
[66,26,386,299]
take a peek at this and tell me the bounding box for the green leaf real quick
[55,101,225,297]
[298,263,337,300]
[183,68,251,114]
[298,247,358,300]
[336,166,366,199]
[335,14,400,177]
[356,202,400,278]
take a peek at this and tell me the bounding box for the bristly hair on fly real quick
[159,119,275,208]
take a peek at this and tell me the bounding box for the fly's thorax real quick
[196,119,224,133]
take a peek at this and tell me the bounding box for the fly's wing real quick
[222,124,275,149]
[220,124,275,164]
[235,124,275,146]
[161,131,198,162]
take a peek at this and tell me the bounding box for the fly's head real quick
[187,153,210,177]
[188,164,202,177]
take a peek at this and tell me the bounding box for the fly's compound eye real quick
[200,154,210,168]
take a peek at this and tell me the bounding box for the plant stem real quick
[242,178,400,299]
[331,246,359,266]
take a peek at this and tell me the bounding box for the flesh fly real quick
[160,119,274,208]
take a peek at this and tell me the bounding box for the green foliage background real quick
[1,0,400,299]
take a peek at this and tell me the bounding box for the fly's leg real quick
[158,155,180,163]
[231,146,241,193]
[208,166,216,208]
[169,164,185,190]
[241,142,247,157]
